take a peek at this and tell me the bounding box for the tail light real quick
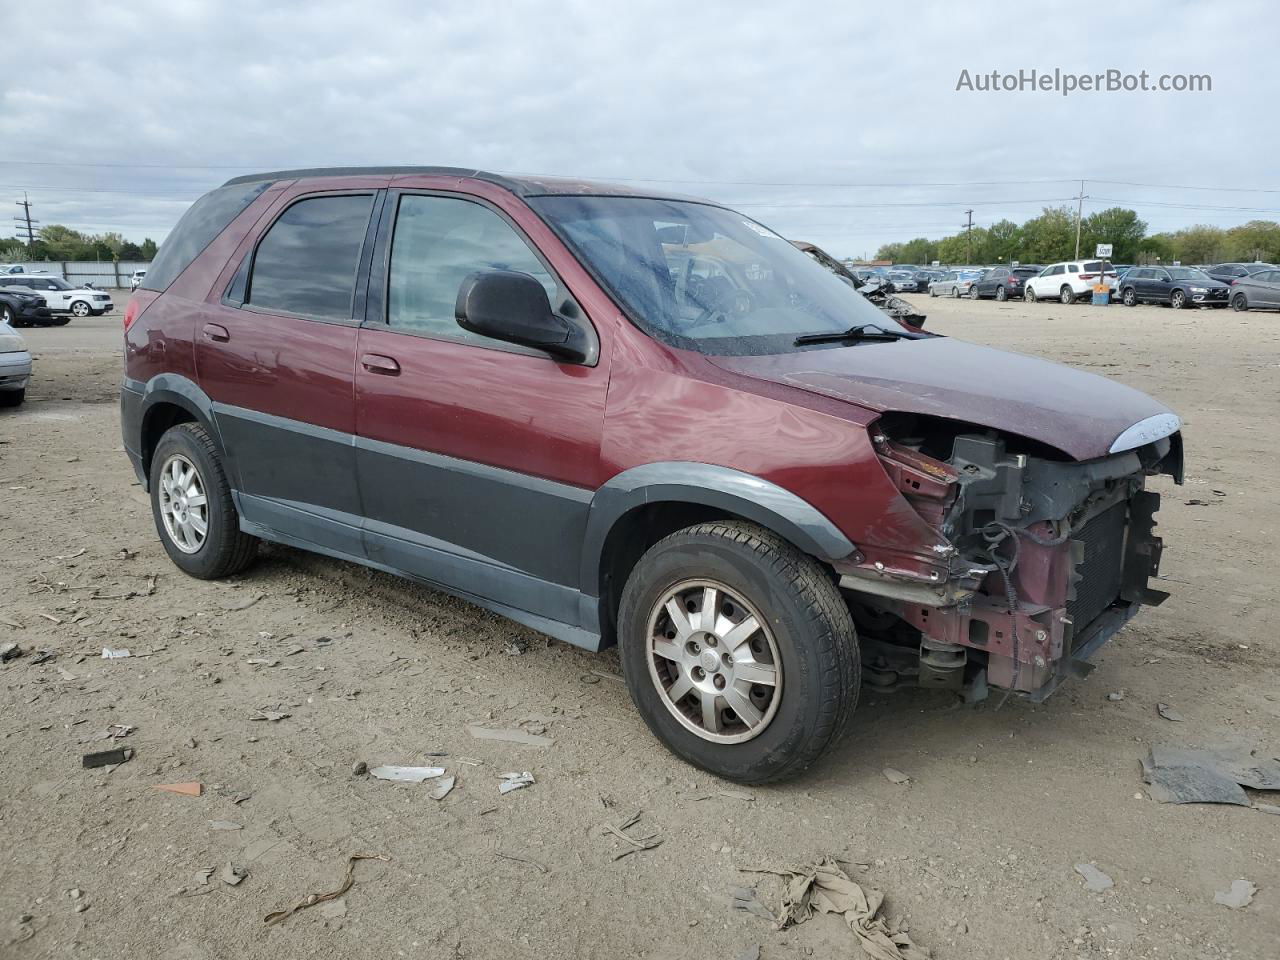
[1079,273,1096,281]
[123,299,140,331]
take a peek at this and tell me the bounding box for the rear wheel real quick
[50,316,70,326]
[1059,285,1075,305]
[995,285,1007,301]
[0,305,15,326]
[150,423,258,579]
[617,520,859,783]
[1170,289,1186,310]
[951,286,961,298]
[968,284,979,299]
[928,287,937,297]
[1231,293,1248,311]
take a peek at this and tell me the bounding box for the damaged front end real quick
[836,414,1183,699]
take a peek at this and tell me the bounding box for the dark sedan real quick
[0,286,54,327]
[1227,268,1280,311]
[1206,262,1276,284]
[970,266,1041,301]
[1116,267,1229,309]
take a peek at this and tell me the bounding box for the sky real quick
[2,0,1276,259]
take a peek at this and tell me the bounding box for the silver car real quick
[0,321,32,407]
[1228,268,1280,311]
[929,270,983,298]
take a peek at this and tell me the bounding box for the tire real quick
[951,286,960,298]
[1024,286,1037,302]
[69,300,91,318]
[0,305,14,326]
[928,287,937,298]
[1059,285,1075,305]
[50,316,71,326]
[149,423,258,579]
[1122,287,1137,307]
[995,285,1006,301]
[968,285,979,299]
[1170,289,1186,310]
[0,388,24,408]
[1231,293,1248,312]
[617,520,859,784]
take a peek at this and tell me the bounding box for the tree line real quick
[873,206,1280,267]
[1,226,159,263]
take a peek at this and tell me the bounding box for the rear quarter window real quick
[142,181,271,292]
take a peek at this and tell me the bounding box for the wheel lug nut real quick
[713,675,726,690]
[705,636,717,647]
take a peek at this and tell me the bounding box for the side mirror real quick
[455,270,587,363]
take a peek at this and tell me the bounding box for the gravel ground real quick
[1,298,1277,959]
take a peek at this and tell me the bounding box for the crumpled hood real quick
[708,336,1176,461]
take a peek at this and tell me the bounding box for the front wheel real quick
[1170,289,1186,310]
[1122,287,1137,307]
[929,287,937,298]
[618,521,859,784]
[1060,285,1075,305]
[951,286,960,298]
[0,388,24,407]
[1231,293,1248,311]
[150,423,258,579]
[70,300,91,318]
[1024,286,1037,302]
[50,316,71,326]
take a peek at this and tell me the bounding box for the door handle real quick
[202,323,230,342]
[361,353,401,375]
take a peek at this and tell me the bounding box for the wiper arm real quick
[793,323,907,346]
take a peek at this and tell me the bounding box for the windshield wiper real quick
[793,323,907,346]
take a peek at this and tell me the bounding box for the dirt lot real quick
[1,297,1277,960]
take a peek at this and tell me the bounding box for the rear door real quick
[1255,270,1280,307]
[353,190,610,624]
[195,189,381,556]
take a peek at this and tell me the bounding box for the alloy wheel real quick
[1232,294,1248,311]
[71,301,90,317]
[158,453,209,554]
[645,579,782,744]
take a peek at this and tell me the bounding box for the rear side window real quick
[142,181,270,292]
[247,194,374,320]
[386,195,557,343]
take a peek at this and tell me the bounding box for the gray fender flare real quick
[579,461,856,599]
[123,374,225,488]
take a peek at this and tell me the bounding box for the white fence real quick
[5,260,152,290]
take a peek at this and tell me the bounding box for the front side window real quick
[248,194,374,320]
[529,194,894,356]
[386,195,558,343]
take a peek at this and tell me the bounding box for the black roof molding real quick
[220,166,707,203]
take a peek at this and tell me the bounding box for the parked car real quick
[0,286,54,328]
[1116,266,1229,309]
[970,266,1040,301]
[928,270,983,297]
[123,166,1183,783]
[0,319,31,407]
[791,242,926,329]
[1024,260,1118,304]
[1,275,113,318]
[1227,268,1280,311]
[886,270,920,293]
[130,269,147,291]
[0,263,50,275]
[1205,262,1276,285]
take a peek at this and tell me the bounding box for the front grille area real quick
[1067,501,1128,635]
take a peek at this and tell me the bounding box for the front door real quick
[353,191,610,626]
[195,191,378,555]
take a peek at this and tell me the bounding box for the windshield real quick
[1168,268,1212,281]
[528,195,895,355]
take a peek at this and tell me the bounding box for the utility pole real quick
[14,192,39,250]
[1073,179,1088,259]
[963,209,974,264]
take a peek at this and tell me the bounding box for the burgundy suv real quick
[122,167,1183,783]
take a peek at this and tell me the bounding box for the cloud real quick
[0,0,1270,255]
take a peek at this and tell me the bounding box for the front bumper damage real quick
[837,426,1181,699]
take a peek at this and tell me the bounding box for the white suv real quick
[0,275,113,317]
[1025,260,1117,304]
